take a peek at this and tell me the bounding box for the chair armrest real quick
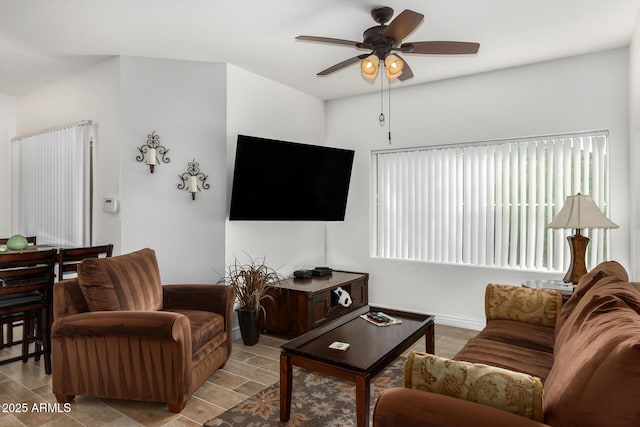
[53,278,91,320]
[162,284,235,356]
[52,310,190,343]
[403,351,543,421]
[373,388,551,427]
[162,284,235,316]
[485,284,562,327]
[51,310,192,405]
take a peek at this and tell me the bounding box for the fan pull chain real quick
[379,65,385,127]
[388,78,392,144]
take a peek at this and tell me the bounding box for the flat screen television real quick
[229,135,355,221]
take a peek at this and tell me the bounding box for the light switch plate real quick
[103,197,119,213]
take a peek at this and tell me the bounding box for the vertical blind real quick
[375,133,610,272]
[12,121,93,247]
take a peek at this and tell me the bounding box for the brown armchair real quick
[51,248,234,412]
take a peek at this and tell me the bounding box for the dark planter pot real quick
[236,308,262,346]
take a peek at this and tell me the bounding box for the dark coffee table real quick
[280,305,435,427]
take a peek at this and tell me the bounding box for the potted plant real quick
[222,255,283,346]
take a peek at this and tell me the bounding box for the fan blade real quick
[401,41,480,55]
[384,9,424,43]
[396,55,414,81]
[296,35,369,49]
[318,54,369,76]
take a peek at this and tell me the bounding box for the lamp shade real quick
[384,54,404,80]
[547,194,618,230]
[360,54,379,81]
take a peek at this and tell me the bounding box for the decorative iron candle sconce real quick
[136,130,170,173]
[178,159,210,200]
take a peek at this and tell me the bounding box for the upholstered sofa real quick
[373,261,640,427]
[51,248,234,412]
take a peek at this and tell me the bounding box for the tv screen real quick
[229,135,355,221]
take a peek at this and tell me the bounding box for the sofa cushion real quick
[77,248,162,312]
[476,319,555,354]
[544,266,640,427]
[485,284,562,327]
[455,336,554,382]
[404,351,544,421]
[166,309,225,354]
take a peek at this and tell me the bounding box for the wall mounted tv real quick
[229,135,355,221]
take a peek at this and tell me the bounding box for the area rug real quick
[204,356,405,427]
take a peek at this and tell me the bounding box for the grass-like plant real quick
[221,255,283,315]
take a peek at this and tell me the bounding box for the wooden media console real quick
[263,271,368,337]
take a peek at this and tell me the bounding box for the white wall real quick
[0,94,16,236]
[225,64,326,276]
[16,56,228,284]
[119,57,227,283]
[17,58,122,251]
[325,49,630,329]
[630,14,640,280]
[11,47,633,328]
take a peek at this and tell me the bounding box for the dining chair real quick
[0,249,57,374]
[57,244,113,280]
[0,235,38,350]
[0,309,26,350]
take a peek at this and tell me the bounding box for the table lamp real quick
[547,193,618,283]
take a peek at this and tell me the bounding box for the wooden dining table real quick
[0,244,57,253]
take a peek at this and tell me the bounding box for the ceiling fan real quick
[296,6,479,82]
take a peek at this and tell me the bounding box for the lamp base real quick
[564,233,589,284]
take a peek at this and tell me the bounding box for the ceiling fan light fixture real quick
[384,54,404,80]
[361,54,379,81]
[297,7,479,83]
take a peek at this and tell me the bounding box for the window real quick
[373,132,610,272]
[12,121,93,247]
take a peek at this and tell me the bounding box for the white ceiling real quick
[1,0,639,101]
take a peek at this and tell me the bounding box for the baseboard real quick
[231,315,484,341]
[434,314,485,331]
[231,325,242,341]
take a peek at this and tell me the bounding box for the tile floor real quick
[0,324,477,426]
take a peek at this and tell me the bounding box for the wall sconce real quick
[136,130,170,173]
[178,159,210,200]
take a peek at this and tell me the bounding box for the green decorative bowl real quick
[7,234,28,250]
